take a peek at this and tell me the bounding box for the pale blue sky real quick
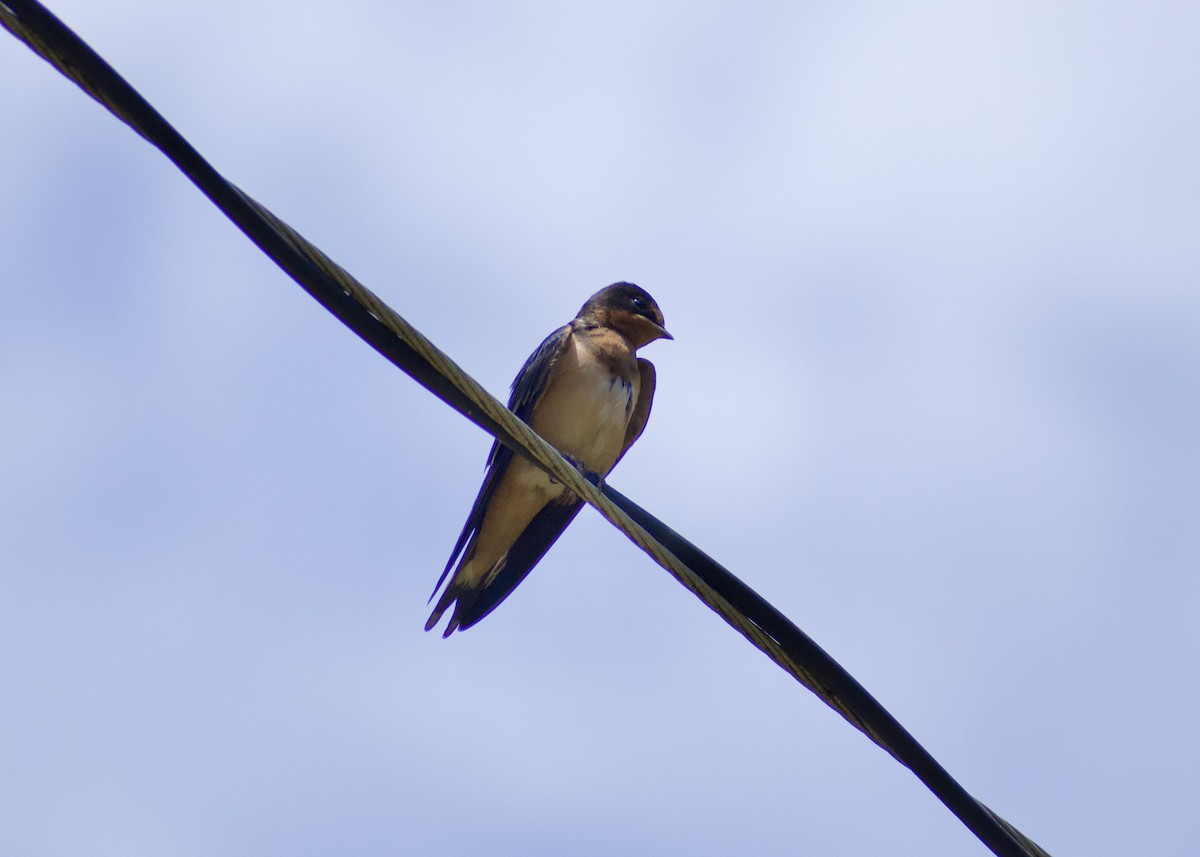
[2,2,1198,855]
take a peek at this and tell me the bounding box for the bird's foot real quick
[549,455,604,487]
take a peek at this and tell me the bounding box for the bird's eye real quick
[630,295,647,311]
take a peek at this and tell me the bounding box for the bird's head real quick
[578,282,672,348]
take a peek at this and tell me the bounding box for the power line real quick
[1,3,1053,855]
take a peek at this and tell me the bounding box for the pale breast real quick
[528,334,639,476]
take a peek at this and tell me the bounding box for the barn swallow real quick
[426,282,671,637]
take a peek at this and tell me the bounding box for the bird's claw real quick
[548,455,604,487]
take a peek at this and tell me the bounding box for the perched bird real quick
[426,282,672,636]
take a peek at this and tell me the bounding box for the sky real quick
[2,1,1198,855]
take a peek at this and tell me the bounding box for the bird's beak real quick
[654,323,674,341]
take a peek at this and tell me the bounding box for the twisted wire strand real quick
[1,3,1053,855]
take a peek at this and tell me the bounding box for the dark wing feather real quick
[508,325,573,431]
[450,499,585,632]
[614,358,656,467]
[428,325,572,601]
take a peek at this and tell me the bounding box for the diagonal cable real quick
[1,3,1053,855]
